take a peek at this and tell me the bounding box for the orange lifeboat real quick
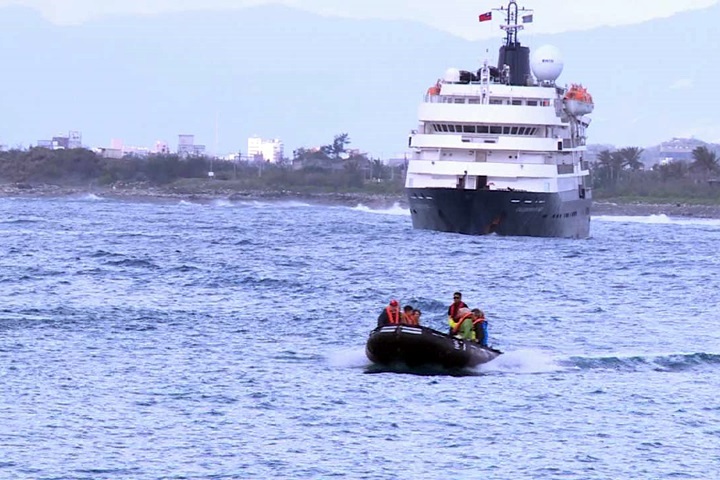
[563,84,594,116]
[426,80,442,96]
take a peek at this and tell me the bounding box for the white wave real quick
[77,193,104,201]
[351,202,409,216]
[595,214,720,227]
[211,199,233,208]
[326,348,372,368]
[234,200,311,208]
[476,349,565,374]
[279,200,312,208]
[178,200,199,206]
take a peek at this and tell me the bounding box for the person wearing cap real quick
[449,307,475,340]
[377,299,401,327]
[447,292,468,335]
[472,308,489,347]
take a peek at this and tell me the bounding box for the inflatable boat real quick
[366,324,502,369]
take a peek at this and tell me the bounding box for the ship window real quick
[490,126,502,134]
[511,127,519,135]
[502,126,511,134]
[468,98,480,104]
[454,98,465,104]
[433,124,441,132]
[489,99,503,105]
[512,100,522,105]
[478,125,489,134]
[527,100,538,106]
[441,124,449,132]
[463,125,475,133]
[518,127,526,135]
[456,125,463,132]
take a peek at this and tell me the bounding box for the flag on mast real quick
[522,14,533,23]
[479,12,492,22]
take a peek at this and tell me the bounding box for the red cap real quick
[389,299,399,307]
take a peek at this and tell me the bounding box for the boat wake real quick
[351,203,409,216]
[560,351,720,372]
[330,346,720,376]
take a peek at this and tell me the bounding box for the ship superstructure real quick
[405,1,594,238]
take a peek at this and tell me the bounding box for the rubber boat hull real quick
[366,324,501,369]
[407,188,591,238]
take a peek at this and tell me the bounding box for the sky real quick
[1,0,718,39]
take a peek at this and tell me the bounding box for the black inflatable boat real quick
[366,324,502,369]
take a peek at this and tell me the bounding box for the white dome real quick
[531,45,564,82]
[443,68,460,83]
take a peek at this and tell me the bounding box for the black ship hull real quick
[407,188,591,238]
[366,325,501,369]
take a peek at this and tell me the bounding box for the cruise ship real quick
[405,1,594,238]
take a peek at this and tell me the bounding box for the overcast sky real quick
[2,0,718,39]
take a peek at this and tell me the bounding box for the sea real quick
[1,194,719,480]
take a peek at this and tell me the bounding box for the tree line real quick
[0,133,406,195]
[2,134,718,202]
[592,145,719,202]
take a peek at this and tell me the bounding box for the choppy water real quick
[1,194,719,479]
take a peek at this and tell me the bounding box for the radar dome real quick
[531,45,564,82]
[443,68,460,83]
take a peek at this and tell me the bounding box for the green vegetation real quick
[593,146,720,204]
[0,134,405,196]
[2,135,718,205]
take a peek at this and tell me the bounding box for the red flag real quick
[479,12,492,22]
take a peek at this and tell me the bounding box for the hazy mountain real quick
[0,4,718,156]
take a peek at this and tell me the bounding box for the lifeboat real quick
[564,83,594,116]
[426,80,442,96]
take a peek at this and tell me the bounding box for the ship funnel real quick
[498,44,531,86]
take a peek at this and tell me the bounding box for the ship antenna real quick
[494,1,533,46]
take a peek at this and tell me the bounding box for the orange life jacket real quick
[452,313,474,334]
[386,306,400,324]
[403,313,418,326]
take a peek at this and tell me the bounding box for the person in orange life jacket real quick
[450,307,475,340]
[412,309,422,326]
[472,308,489,347]
[402,305,416,325]
[377,299,401,327]
[447,291,468,335]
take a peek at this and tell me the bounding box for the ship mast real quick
[494,0,533,46]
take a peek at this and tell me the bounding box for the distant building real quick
[177,134,206,157]
[658,138,704,164]
[38,130,82,150]
[68,131,82,149]
[247,136,284,163]
[154,141,170,154]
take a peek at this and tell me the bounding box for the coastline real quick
[3,182,720,218]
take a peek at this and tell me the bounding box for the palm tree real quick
[690,146,719,175]
[617,147,644,171]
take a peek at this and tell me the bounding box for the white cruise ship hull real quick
[407,188,591,238]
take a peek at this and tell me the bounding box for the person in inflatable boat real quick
[450,307,489,346]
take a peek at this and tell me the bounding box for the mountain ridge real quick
[0,3,717,156]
